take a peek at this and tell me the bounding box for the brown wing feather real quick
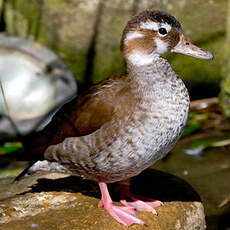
[21,75,127,160]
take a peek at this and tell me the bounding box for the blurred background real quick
[0,0,230,229]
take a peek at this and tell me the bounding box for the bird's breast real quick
[44,61,190,183]
[87,77,190,182]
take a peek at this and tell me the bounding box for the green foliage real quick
[0,167,23,175]
[185,138,230,155]
[186,138,211,154]
[182,123,201,137]
[182,112,208,137]
[0,142,22,155]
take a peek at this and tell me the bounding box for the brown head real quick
[121,10,213,66]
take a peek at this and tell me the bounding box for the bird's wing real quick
[21,75,127,160]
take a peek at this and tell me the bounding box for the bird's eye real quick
[158,28,167,35]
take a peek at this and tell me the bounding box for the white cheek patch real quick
[140,20,159,31]
[127,51,156,66]
[155,38,168,54]
[124,32,144,44]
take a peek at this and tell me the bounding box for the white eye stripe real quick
[140,20,158,31]
[160,22,171,33]
[124,32,144,44]
[140,20,172,33]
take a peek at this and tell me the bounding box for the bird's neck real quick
[126,54,179,91]
[125,54,190,115]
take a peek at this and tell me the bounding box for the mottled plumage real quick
[15,10,212,227]
[43,57,189,183]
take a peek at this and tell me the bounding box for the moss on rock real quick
[2,0,227,97]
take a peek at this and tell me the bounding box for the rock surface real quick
[219,0,230,119]
[0,169,206,229]
[3,0,226,96]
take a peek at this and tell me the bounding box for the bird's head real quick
[121,10,213,66]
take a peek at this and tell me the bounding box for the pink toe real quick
[116,183,163,213]
[98,200,103,207]
[146,200,163,208]
[112,206,145,226]
[98,178,145,227]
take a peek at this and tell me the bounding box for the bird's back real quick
[21,75,128,161]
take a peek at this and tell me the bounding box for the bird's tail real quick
[13,161,36,182]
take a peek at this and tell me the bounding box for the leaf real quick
[218,195,230,208]
[0,168,24,176]
[182,123,201,137]
[210,139,230,147]
[184,139,211,155]
[184,138,230,156]
[0,142,23,155]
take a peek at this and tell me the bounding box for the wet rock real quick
[0,169,206,229]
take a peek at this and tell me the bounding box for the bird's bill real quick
[171,35,213,60]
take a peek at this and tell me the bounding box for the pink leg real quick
[116,183,162,214]
[98,178,144,227]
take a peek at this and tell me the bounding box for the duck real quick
[12,10,213,227]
